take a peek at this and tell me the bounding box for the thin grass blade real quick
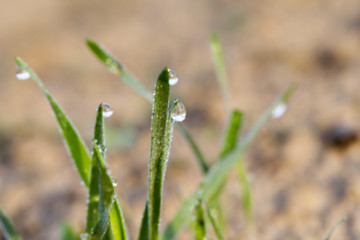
[210,33,231,112]
[205,206,224,240]
[161,86,295,239]
[193,201,206,240]
[85,40,208,174]
[15,57,91,186]
[0,210,22,240]
[138,202,149,240]
[86,39,153,102]
[324,216,348,240]
[60,222,81,240]
[110,199,128,240]
[147,68,175,240]
[88,144,115,240]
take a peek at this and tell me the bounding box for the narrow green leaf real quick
[110,199,128,240]
[176,123,209,173]
[138,202,149,240]
[88,144,115,240]
[0,210,22,240]
[86,161,101,233]
[60,222,81,240]
[205,206,224,240]
[193,201,206,240]
[86,40,209,174]
[219,110,243,159]
[15,57,91,187]
[86,39,153,102]
[148,68,174,240]
[162,86,295,239]
[210,33,231,112]
[324,216,347,240]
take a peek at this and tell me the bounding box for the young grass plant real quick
[1,36,298,240]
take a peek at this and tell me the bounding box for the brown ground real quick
[1,0,360,239]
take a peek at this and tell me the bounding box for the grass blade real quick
[110,199,128,240]
[219,110,243,159]
[162,86,295,239]
[60,222,81,240]
[85,40,209,174]
[193,201,206,240]
[86,39,153,102]
[205,206,224,240]
[137,202,149,240]
[210,33,231,112]
[0,210,22,240]
[15,57,91,187]
[324,216,348,240]
[88,144,115,240]
[148,68,174,240]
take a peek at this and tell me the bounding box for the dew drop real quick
[272,103,287,118]
[15,65,30,80]
[168,68,178,86]
[101,103,113,118]
[171,100,186,122]
[111,177,118,187]
[80,181,85,186]
[80,233,88,240]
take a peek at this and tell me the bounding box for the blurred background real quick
[2,0,360,239]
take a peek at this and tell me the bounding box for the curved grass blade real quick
[210,33,231,113]
[324,216,348,240]
[60,222,81,240]
[86,39,152,102]
[88,144,115,240]
[161,86,295,239]
[147,68,174,240]
[137,202,149,240]
[15,57,91,187]
[85,40,209,173]
[193,201,206,240]
[0,210,22,240]
[219,110,243,159]
[110,199,128,240]
[205,206,224,240]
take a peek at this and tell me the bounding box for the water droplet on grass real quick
[80,233,88,240]
[80,181,85,186]
[168,68,178,86]
[101,103,113,118]
[171,100,186,122]
[15,65,30,80]
[272,103,287,118]
[111,177,118,187]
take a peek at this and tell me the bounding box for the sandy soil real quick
[1,0,360,239]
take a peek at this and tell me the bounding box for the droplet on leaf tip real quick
[101,103,113,118]
[15,64,30,80]
[168,68,178,86]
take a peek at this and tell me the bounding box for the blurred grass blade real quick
[176,123,209,173]
[219,110,243,159]
[162,86,295,239]
[88,144,115,240]
[60,222,81,240]
[205,206,224,240]
[138,202,149,240]
[86,39,153,102]
[148,68,174,240]
[15,57,91,186]
[210,33,231,112]
[0,210,22,240]
[236,156,255,239]
[193,201,206,240]
[324,216,347,240]
[86,40,209,174]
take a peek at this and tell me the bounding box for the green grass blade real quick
[85,40,209,174]
[60,222,81,240]
[138,202,149,240]
[162,86,294,239]
[110,199,128,240]
[86,39,153,102]
[0,210,22,240]
[88,144,115,240]
[148,68,174,240]
[219,110,243,159]
[15,57,91,187]
[193,201,206,240]
[205,206,224,240]
[210,33,231,112]
[324,216,347,240]
[176,123,209,173]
